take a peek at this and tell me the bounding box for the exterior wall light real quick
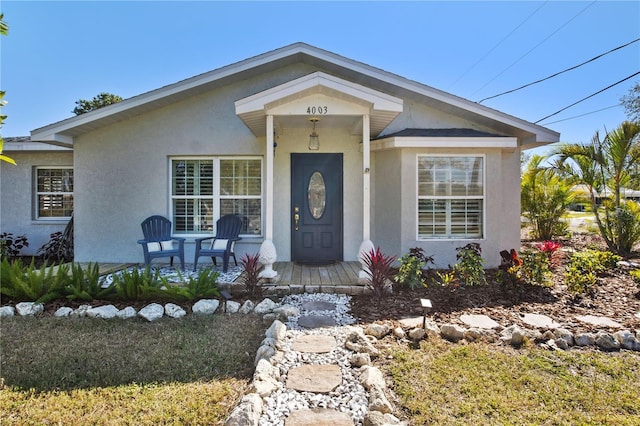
[308,117,320,150]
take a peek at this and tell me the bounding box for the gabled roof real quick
[31,42,559,148]
[379,128,508,139]
[3,136,71,152]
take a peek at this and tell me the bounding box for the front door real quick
[291,153,343,264]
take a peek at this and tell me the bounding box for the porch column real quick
[259,114,277,279]
[265,114,274,240]
[362,114,371,240]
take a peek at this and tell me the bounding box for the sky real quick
[1,0,639,155]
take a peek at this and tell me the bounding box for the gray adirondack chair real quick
[137,215,185,270]
[193,214,242,272]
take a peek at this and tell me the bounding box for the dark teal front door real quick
[291,153,343,264]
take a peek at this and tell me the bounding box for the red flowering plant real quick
[536,240,562,268]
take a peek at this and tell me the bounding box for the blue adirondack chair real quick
[137,215,185,270]
[193,214,242,272]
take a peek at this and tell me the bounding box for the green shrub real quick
[65,262,114,301]
[630,269,640,286]
[453,243,486,286]
[564,249,621,295]
[111,267,168,301]
[0,232,29,259]
[165,267,220,301]
[0,258,68,304]
[394,248,433,290]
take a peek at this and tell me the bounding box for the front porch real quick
[89,261,366,296]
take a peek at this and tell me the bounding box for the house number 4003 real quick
[307,106,328,115]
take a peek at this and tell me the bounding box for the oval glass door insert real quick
[308,171,326,219]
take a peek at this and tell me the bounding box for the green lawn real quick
[0,314,265,425]
[384,340,640,425]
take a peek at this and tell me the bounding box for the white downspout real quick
[358,114,374,283]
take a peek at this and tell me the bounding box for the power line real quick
[478,38,640,103]
[535,72,640,124]
[471,0,597,97]
[538,104,621,125]
[447,1,549,90]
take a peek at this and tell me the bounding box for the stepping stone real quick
[460,314,501,329]
[291,335,337,353]
[286,364,342,393]
[521,313,561,329]
[576,315,622,328]
[286,408,353,426]
[302,301,336,311]
[298,315,337,328]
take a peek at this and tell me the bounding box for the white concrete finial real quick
[258,239,278,279]
[357,239,375,283]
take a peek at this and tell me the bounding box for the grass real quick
[384,340,640,425]
[0,314,266,425]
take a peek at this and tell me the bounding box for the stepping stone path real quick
[521,313,561,329]
[286,364,342,393]
[297,300,339,329]
[576,315,623,328]
[297,315,337,328]
[286,409,353,426]
[285,303,358,425]
[290,335,337,353]
[460,314,501,329]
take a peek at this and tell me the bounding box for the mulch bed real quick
[350,233,640,333]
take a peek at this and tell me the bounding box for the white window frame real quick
[416,154,485,240]
[34,166,74,220]
[170,156,263,237]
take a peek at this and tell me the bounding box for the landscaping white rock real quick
[225,300,241,313]
[54,307,74,317]
[254,298,277,314]
[0,306,15,317]
[345,328,379,357]
[440,324,466,342]
[595,332,621,351]
[359,365,386,390]
[368,384,393,414]
[225,393,263,426]
[408,328,426,341]
[365,323,391,339]
[350,353,372,367]
[273,304,300,318]
[86,305,119,319]
[574,333,596,346]
[392,327,406,339]
[553,328,574,347]
[15,302,44,316]
[192,299,219,315]
[501,325,526,346]
[116,306,137,319]
[265,320,286,340]
[424,320,441,339]
[138,303,164,321]
[239,300,255,314]
[613,330,639,351]
[164,303,186,318]
[71,304,91,317]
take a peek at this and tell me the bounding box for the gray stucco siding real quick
[0,150,73,256]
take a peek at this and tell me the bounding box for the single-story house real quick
[1,43,559,274]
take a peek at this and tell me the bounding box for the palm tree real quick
[521,154,575,241]
[552,121,640,255]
